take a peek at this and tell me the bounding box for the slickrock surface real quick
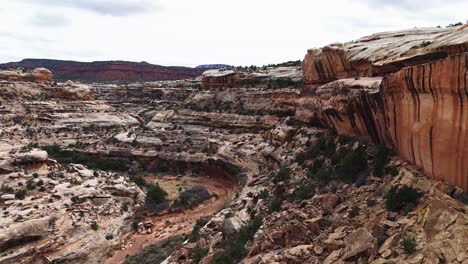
[202,66,303,88]
[0,68,52,83]
[303,25,468,85]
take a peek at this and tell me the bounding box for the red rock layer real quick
[300,53,468,191]
[1,59,204,82]
[382,52,468,192]
[303,26,468,85]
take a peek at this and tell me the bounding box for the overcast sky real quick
[0,0,466,67]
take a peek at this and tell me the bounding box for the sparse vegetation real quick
[188,218,209,243]
[385,186,420,212]
[348,206,360,218]
[15,189,27,200]
[124,236,184,264]
[90,221,99,231]
[210,217,262,264]
[146,184,168,205]
[271,166,291,183]
[269,197,283,213]
[172,185,211,210]
[401,237,417,254]
[372,145,392,177]
[335,146,368,183]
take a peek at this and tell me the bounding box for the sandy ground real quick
[105,176,236,264]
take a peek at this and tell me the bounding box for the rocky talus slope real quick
[0,26,467,264]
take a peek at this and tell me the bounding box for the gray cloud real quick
[366,0,466,10]
[20,0,158,16]
[29,12,71,27]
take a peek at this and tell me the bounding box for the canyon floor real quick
[0,25,468,264]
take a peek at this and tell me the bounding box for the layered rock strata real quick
[303,25,468,85]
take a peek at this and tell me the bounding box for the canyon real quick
[0,25,467,264]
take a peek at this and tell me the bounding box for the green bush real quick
[348,206,360,218]
[90,222,99,231]
[188,218,209,243]
[386,166,399,177]
[335,146,368,182]
[1,185,14,194]
[192,247,208,263]
[172,185,211,210]
[210,217,262,264]
[295,185,313,200]
[272,166,291,183]
[26,179,36,190]
[210,240,247,264]
[146,184,168,205]
[269,197,283,213]
[122,201,130,212]
[366,198,377,207]
[129,175,147,187]
[124,236,184,264]
[258,189,269,199]
[401,237,417,254]
[372,145,391,177]
[15,189,27,200]
[385,186,420,212]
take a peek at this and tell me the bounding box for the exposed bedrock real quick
[297,52,468,191]
[303,25,468,85]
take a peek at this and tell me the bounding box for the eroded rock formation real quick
[303,25,468,85]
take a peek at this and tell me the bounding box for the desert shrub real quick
[372,145,391,177]
[1,185,14,194]
[258,189,269,199]
[335,146,368,182]
[386,166,399,177]
[172,185,211,210]
[295,185,314,200]
[269,197,283,213]
[36,179,44,186]
[188,218,209,243]
[348,206,360,218]
[210,217,262,264]
[385,186,420,212]
[71,196,80,203]
[401,237,417,254]
[146,184,168,205]
[272,166,291,183]
[15,189,27,200]
[122,201,130,212]
[124,236,184,264]
[26,179,36,190]
[366,198,377,207]
[316,168,333,183]
[90,222,99,231]
[192,247,208,263]
[210,240,247,264]
[105,234,114,240]
[129,175,147,187]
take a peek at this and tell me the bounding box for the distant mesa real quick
[0,59,208,82]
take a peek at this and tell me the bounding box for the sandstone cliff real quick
[299,45,468,191]
[303,25,468,85]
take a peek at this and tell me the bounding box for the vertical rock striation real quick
[382,52,468,192]
[298,52,468,191]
